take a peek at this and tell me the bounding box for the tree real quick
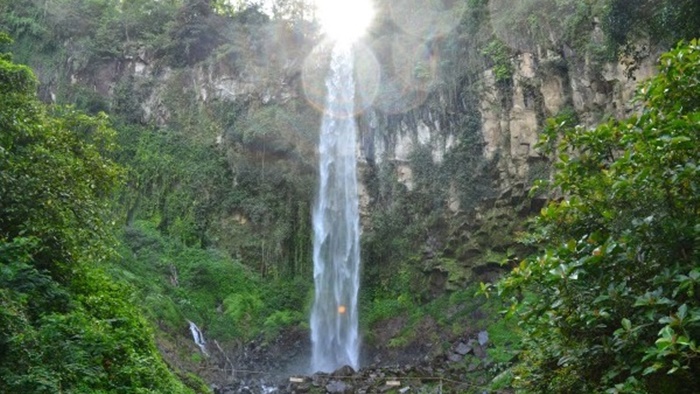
[0,35,120,273]
[166,0,224,66]
[496,40,700,393]
[605,0,700,50]
[0,34,193,393]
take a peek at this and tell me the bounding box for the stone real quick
[326,380,350,393]
[473,345,487,359]
[455,342,473,355]
[448,353,463,363]
[332,365,355,377]
[478,331,489,346]
[292,383,311,393]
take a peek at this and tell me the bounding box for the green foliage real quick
[362,298,406,328]
[222,102,317,278]
[497,40,700,393]
[118,221,247,339]
[482,39,513,84]
[459,0,700,78]
[0,0,220,85]
[110,71,317,280]
[0,243,193,393]
[0,50,121,273]
[263,309,305,339]
[115,220,311,343]
[488,0,601,52]
[165,0,225,67]
[604,0,700,52]
[0,51,192,393]
[110,75,150,123]
[224,293,264,338]
[115,121,233,245]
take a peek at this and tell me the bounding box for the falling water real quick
[310,43,361,373]
[188,320,209,356]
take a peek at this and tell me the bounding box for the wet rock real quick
[291,383,310,393]
[326,380,351,393]
[311,373,325,386]
[455,342,473,355]
[448,353,463,363]
[332,365,356,377]
[473,345,488,359]
[204,324,506,393]
[478,331,489,346]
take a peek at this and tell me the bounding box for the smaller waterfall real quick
[188,320,209,356]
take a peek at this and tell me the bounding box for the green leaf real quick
[678,304,688,320]
[622,318,632,331]
[643,363,662,376]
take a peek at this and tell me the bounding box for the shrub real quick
[496,40,700,393]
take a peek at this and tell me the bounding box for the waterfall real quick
[188,320,209,356]
[310,43,361,373]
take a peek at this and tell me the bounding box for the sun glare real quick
[315,0,375,43]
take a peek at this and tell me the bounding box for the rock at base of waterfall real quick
[478,330,489,346]
[332,365,356,377]
[455,341,473,355]
[326,380,351,393]
[447,353,463,363]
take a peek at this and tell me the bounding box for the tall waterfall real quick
[310,43,361,373]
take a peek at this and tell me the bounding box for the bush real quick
[0,46,194,392]
[496,40,700,393]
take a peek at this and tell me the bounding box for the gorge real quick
[0,0,698,393]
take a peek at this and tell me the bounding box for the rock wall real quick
[353,37,660,292]
[33,13,662,294]
[358,45,658,195]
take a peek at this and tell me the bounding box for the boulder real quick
[455,342,473,355]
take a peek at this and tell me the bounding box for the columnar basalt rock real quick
[355,43,659,292]
[38,19,661,298]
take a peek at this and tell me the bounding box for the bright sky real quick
[249,0,375,43]
[314,0,375,43]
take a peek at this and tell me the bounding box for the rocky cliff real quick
[13,1,665,297]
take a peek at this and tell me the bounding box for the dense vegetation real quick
[361,0,700,322]
[493,40,700,393]
[2,2,319,389]
[0,33,195,393]
[1,0,699,392]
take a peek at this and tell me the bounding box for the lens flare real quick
[302,41,380,117]
[315,0,375,43]
[389,0,464,39]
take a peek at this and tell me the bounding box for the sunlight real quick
[315,0,375,43]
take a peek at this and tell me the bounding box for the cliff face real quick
[17,3,663,295]
[359,43,658,196]
[351,26,661,293]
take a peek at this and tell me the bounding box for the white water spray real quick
[188,320,209,356]
[310,43,361,373]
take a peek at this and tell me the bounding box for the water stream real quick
[188,320,209,356]
[310,42,361,373]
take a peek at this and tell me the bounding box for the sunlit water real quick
[310,43,361,373]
